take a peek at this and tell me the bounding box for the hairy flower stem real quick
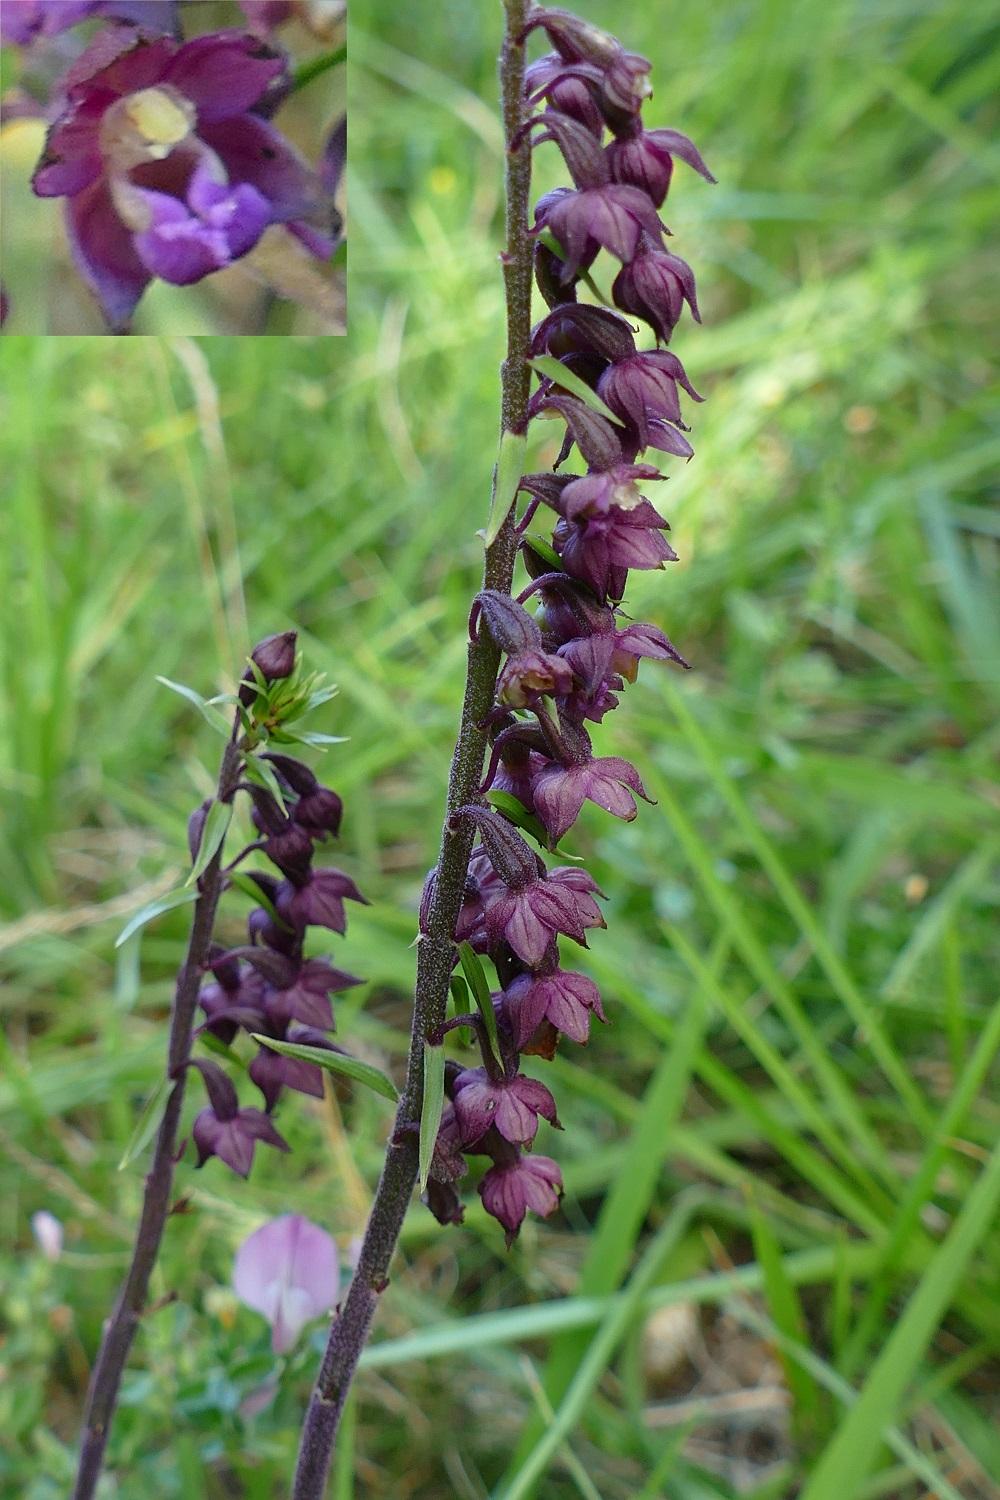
[291,5,533,1495]
[73,731,244,1500]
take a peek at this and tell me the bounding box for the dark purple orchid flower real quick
[532,748,652,842]
[263,956,360,1028]
[0,0,177,45]
[612,243,701,343]
[479,1151,563,1245]
[31,27,331,329]
[611,620,688,679]
[233,1213,338,1354]
[191,1059,290,1178]
[452,1067,560,1147]
[597,350,703,454]
[607,125,716,208]
[249,1025,336,1111]
[276,867,368,935]
[504,964,606,1047]
[485,863,605,966]
[524,52,605,136]
[534,179,665,282]
[553,499,677,600]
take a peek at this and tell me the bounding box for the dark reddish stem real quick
[73,729,244,1500]
[290,3,534,1494]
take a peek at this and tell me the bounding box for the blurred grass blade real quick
[115,888,198,948]
[800,1141,1000,1500]
[484,430,526,547]
[747,1189,822,1435]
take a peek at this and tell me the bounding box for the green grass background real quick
[1,0,998,1496]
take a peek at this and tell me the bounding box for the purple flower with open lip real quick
[249,1024,337,1111]
[485,863,605,966]
[452,1067,560,1146]
[263,956,360,1029]
[478,1150,563,1245]
[233,1214,338,1354]
[31,26,330,328]
[191,1059,290,1178]
[276,866,368,935]
[504,963,606,1047]
[532,747,652,843]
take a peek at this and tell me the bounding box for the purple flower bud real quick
[424,1178,465,1226]
[611,621,688,680]
[233,1214,338,1354]
[450,806,542,892]
[473,589,543,654]
[497,648,576,709]
[276,867,368,935]
[522,8,620,68]
[531,303,637,363]
[597,351,703,452]
[187,798,213,864]
[612,245,701,342]
[479,1151,563,1245]
[535,393,623,471]
[601,50,653,117]
[484,864,605,966]
[504,965,606,1047]
[240,631,297,703]
[608,126,716,208]
[453,1068,560,1146]
[524,53,605,137]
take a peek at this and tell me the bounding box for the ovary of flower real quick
[100,86,195,169]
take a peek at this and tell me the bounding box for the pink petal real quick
[234,1214,339,1354]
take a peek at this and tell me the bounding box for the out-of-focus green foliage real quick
[0,0,997,1495]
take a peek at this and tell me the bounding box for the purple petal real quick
[164,31,287,123]
[32,94,106,197]
[199,113,319,221]
[62,178,150,330]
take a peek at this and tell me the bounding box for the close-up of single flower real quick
[0,0,346,331]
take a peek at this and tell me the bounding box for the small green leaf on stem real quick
[418,1041,446,1192]
[117,1076,170,1170]
[528,356,624,426]
[242,753,289,812]
[291,45,347,93]
[155,676,231,736]
[227,871,286,927]
[115,887,199,948]
[186,800,233,886]
[251,1036,399,1102]
[458,941,501,1066]
[484,429,527,548]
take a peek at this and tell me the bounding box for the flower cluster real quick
[184,632,368,1179]
[3,0,343,329]
[421,5,713,1244]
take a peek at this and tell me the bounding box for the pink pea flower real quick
[233,1214,339,1354]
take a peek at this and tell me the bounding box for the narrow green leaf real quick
[251,1035,398,1102]
[522,533,562,570]
[458,941,500,1063]
[418,1041,446,1192]
[484,429,527,548]
[227,870,284,926]
[747,1189,822,1434]
[155,675,231,736]
[242,753,288,812]
[117,1075,169,1170]
[486,790,585,861]
[272,728,349,748]
[449,974,470,1011]
[115,887,198,948]
[528,355,624,427]
[185,799,233,886]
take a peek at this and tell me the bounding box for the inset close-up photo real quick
[0,0,346,333]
